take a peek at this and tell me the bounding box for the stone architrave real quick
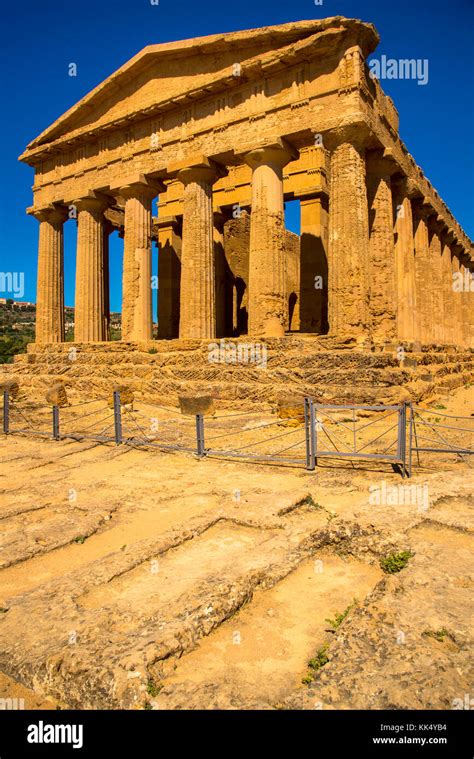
[244,139,297,337]
[32,206,67,343]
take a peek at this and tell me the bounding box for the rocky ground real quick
[0,386,472,711]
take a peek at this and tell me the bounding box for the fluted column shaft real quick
[328,138,370,336]
[429,230,444,343]
[34,207,66,343]
[413,208,433,343]
[74,197,107,342]
[178,165,217,339]
[460,259,472,348]
[441,242,455,344]
[157,217,181,339]
[366,167,396,341]
[299,194,329,333]
[451,254,465,346]
[244,144,295,336]
[121,185,155,341]
[393,185,417,341]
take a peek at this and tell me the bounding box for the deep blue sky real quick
[1,0,473,314]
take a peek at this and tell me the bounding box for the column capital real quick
[156,215,182,235]
[72,192,110,214]
[242,138,298,170]
[323,124,370,152]
[112,175,164,200]
[391,175,423,200]
[176,160,226,186]
[29,204,68,224]
[365,148,399,179]
[411,198,435,222]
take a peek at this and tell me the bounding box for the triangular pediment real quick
[21,17,378,162]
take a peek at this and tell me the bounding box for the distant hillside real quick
[0,301,122,363]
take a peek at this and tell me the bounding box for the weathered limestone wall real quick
[222,210,300,336]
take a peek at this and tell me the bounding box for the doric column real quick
[467,261,474,348]
[244,140,297,336]
[119,179,159,341]
[451,250,465,347]
[392,178,418,342]
[214,211,229,339]
[412,202,434,344]
[428,225,444,344]
[102,220,112,341]
[440,235,455,345]
[157,216,182,339]
[460,254,472,348]
[32,206,67,343]
[177,161,223,339]
[299,193,329,333]
[326,129,370,338]
[366,153,398,342]
[74,195,108,343]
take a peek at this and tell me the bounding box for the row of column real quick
[34,137,472,346]
[326,127,473,347]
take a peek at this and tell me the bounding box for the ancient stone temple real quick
[22,17,472,348]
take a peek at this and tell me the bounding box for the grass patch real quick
[380,550,413,574]
[423,627,453,643]
[146,679,162,698]
[302,643,330,684]
[148,347,158,354]
[73,536,87,545]
[300,495,323,510]
[143,701,153,710]
[325,599,358,630]
[431,403,447,410]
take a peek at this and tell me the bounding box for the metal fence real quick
[1,390,473,476]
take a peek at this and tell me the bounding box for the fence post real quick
[309,399,316,471]
[407,402,414,477]
[52,405,60,441]
[3,390,9,435]
[304,397,311,470]
[195,414,205,457]
[113,391,122,445]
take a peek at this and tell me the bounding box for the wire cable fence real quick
[1,389,472,475]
